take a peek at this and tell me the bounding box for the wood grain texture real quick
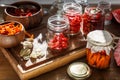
[0,50,20,80]
[0,47,86,80]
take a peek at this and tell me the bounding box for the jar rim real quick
[63,2,82,15]
[47,14,69,32]
[85,6,102,13]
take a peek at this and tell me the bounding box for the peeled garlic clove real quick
[30,51,38,58]
[21,41,33,49]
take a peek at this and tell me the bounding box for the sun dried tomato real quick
[48,33,69,51]
[82,7,104,37]
[8,7,38,17]
[82,13,91,37]
[66,13,82,35]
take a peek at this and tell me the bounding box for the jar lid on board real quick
[67,62,91,80]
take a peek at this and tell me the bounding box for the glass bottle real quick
[63,2,82,35]
[47,14,69,53]
[86,30,113,69]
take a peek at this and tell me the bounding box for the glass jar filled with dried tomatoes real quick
[47,14,69,53]
[82,6,104,37]
[86,30,113,69]
[63,2,82,35]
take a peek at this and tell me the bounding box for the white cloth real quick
[86,30,113,55]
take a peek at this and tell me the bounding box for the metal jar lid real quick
[67,62,91,80]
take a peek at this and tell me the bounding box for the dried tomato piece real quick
[66,14,82,34]
[82,7,104,37]
[82,13,91,36]
[48,33,69,51]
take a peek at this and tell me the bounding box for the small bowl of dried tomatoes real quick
[3,1,43,29]
[0,21,25,48]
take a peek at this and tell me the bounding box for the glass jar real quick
[82,6,104,37]
[97,0,112,25]
[48,0,64,15]
[47,14,69,53]
[63,2,82,35]
[86,30,113,69]
[74,0,88,14]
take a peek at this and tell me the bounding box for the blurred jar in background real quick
[47,14,69,54]
[74,0,88,14]
[82,5,104,37]
[86,30,113,69]
[63,2,82,35]
[48,0,64,15]
[97,0,112,25]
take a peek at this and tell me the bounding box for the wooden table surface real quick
[0,4,120,80]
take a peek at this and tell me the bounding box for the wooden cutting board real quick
[0,47,86,80]
[0,14,87,80]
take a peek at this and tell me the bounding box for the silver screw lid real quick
[67,62,91,80]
